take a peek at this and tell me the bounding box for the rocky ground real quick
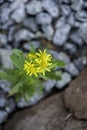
[0,0,87,129]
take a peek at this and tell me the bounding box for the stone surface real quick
[75,11,87,22]
[0,49,13,69]
[61,4,71,16]
[11,3,26,23]
[36,12,52,25]
[64,67,87,119]
[71,0,83,11]
[0,110,8,124]
[64,62,79,77]
[53,24,71,46]
[42,0,59,18]
[0,90,7,108]
[0,34,7,47]
[56,72,71,89]
[26,0,42,15]
[4,93,87,130]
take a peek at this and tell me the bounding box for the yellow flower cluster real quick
[23,49,52,77]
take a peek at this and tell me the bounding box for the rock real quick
[0,0,4,4]
[26,0,42,15]
[0,20,14,30]
[5,98,16,114]
[8,27,15,42]
[71,0,83,11]
[67,13,75,26]
[41,24,54,40]
[55,17,66,29]
[63,42,77,55]
[61,4,71,16]
[43,80,56,93]
[11,4,26,23]
[53,24,71,46]
[79,23,87,43]
[74,56,87,71]
[64,67,87,119]
[56,72,71,89]
[0,34,7,47]
[0,80,11,93]
[36,12,52,25]
[75,10,87,22]
[60,0,70,4]
[42,0,59,18]
[4,93,87,130]
[14,29,35,42]
[57,52,71,64]
[69,30,83,47]
[0,90,7,108]
[23,40,40,51]
[0,110,8,124]
[64,62,79,77]
[0,49,13,69]
[23,17,38,32]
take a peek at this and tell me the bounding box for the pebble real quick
[57,52,71,64]
[55,17,66,28]
[61,4,71,16]
[67,13,75,26]
[11,4,26,23]
[0,49,13,69]
[0,34,7,47]
[0,0,4,4]
[56,72,71,89]
[69,30,84,47]
[71,0,83,11]
[43,80,56,93]
[14,29,35,42]
[79,23,87,43]
[26,0,42,15]
[23,17,38,32]
[36,12,52,25]
[5,98,16,114]
[74,56,87,71]
[64,62,79,77]
[75,10,87,22]
[41,24,54,40]
[0,80,11,93]
[42,0,59,18]
[53,24,71,46]
[0,110,8,124]
[63,42,77,55]
[8,27,15,42]
[0,90,7,108]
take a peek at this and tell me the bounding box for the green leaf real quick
[45,71,62,80]
[10,49,25,70]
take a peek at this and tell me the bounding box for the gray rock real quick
[5,98,16,114]
[57,52,71,64]
[8,27,15,42]
[41,24,54,40]
[53,24,71,46]
[56,72,71,89]
[36,12,52,25]
[49,50,59,59]
[14,29,35,42]
[0,0,4,4]
[0,34,7,47]
[74,56,87,71]
[0,80,11,93]
[67,13,75,26]
[0,110,8,124]
[0,90,7,107]
[23,40,40,51]
[43,80,56,93]
[71,0,83,11]
[60,0,70,3]
[0,49,13,69]
[23,17,38,32]
[79,23,87,43]
[11,4,26,23]
[64,63,79,77]
[26,0,42,15]
[69,30,83,47]
[64,42,77,55]
[42,0,59,18]
[55,17,66,29]
[75,11,87,22]
[0,20,14,30]
[61,4,71,16]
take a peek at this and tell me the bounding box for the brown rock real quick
[64,67,87,119]
[4,93,87,130]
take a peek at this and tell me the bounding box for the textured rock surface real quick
[64,67,87,119]
[4,93,87,130]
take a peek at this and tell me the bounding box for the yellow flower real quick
[27,53,36,59]
[23,61,38,77]
[36,49,52,75]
